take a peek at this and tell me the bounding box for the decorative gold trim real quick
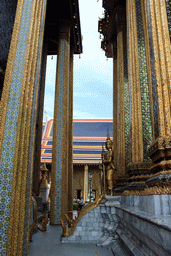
[123,186,171,196]
[151,169,171,177]
[61,195,103,237]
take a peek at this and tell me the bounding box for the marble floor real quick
[29,225,113,256]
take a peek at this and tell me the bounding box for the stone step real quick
[116,228,149,256]
[101,237,114,247]
[97,235,115,248]
[97,235,109,246]
[111,240,130,256]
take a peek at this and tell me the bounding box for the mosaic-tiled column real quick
[145,0,171,193]
[123,0,155,195]
[0,0,47,254]
[68,47,74,220]
[50,25,70,224]
[116,20,126,177]
[113,42,118,170]
[127,0,143,165]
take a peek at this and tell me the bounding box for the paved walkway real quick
[29,225,113,256]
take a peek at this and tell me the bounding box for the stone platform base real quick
[62,195,171,256]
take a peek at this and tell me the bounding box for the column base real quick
[145,165,171,194]
[148,136,171,163]
[118,162,152,195]
[113,175,129,195]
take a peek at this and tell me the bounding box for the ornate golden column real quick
[127,0,143,164]
[145,0,171,192]
[113,41,118,170]
[68,46,74,220]
[0,0,47,254]
[50,25,70,224]
[116,14,126,177]
[124,0,154,194]
[113,8,130,193]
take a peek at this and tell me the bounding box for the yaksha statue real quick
[101,128,115,196]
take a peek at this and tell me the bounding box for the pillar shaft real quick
[83,165,89,202]
[0,0,47,254]
[117,25,125,176]
[51,26,70,224]
[147,0,171,137]
[33,36,48,196]
[146,0,171,176]
[68,47,74,220]
[127,0,143,163]
[113,43,118,170]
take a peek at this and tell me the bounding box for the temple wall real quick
[73,165,101,200]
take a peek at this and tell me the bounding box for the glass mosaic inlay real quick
[136,0,153,161]
[54,39,65,224]
[123,31,130,168]
[0,1,33,253]
[23,0,47,253]
[146,0,159,138]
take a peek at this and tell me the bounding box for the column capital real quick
[59,25,70,41]
[116,6,126,33]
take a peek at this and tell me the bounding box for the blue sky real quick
[43,0,113,121]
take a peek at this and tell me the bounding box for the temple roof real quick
[41,119,113,164]
[98,0,126,58]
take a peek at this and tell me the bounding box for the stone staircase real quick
[62,195,171,256]
[96,196,120,248]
